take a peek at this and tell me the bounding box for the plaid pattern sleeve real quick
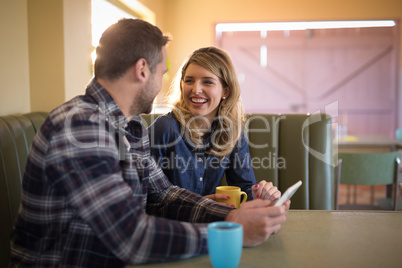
[9,79,233,267]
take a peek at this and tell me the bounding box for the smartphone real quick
[274,180,302,207]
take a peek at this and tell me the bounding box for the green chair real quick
[246,113,334,210]
[140,113,162,128]
[335,152,401,210]
[396,128,402,141]
[0,112,47,267]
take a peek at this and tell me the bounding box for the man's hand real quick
[225,199,290,247]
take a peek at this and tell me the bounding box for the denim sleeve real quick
[225,132,257,200]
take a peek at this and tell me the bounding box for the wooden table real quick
[337,135,402,153]
[131,210,402,268]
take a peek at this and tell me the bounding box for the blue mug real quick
[208,222,243,268]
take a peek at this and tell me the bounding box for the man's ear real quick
[134,58,148,82]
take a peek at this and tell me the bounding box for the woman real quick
[148,46,280,205]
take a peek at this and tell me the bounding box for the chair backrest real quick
[336,152,401,210]
[338,152,401,185]
[141,113,162,129]
[0,112,47,268]
[396,128,402,141]
[246,113,334,210]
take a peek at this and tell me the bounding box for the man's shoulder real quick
[47,96,101,130]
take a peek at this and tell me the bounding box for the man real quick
[10,19,289,267]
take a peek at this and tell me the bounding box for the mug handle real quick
[240,191,247,205]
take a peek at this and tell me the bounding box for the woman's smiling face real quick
[182,63,228,124]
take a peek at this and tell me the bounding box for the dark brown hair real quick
[94,19,169,80]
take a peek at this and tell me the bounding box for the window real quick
[91,0,154,64]
[216,20,399,137]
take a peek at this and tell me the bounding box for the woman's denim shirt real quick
[147,112,256,200]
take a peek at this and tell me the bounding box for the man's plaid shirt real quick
[10,79,232,267]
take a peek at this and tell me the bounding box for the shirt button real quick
[199,177,203,182]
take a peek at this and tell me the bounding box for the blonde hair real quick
[172,46,245,157]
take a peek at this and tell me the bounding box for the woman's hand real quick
[252,180,281,203]
[205,194,235,207]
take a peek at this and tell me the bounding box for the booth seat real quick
[142,113,334,211]
[0,112,334,267]
[0,112,48,267]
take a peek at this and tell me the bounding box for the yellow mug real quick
[215,186,247,208]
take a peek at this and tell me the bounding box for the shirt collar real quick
[86,78,132,130]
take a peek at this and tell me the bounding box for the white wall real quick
[63,0,93,101]
[0,0,30,115]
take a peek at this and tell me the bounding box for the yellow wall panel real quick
[28,0,65,112]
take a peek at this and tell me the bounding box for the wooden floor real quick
[337,183,402,210]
